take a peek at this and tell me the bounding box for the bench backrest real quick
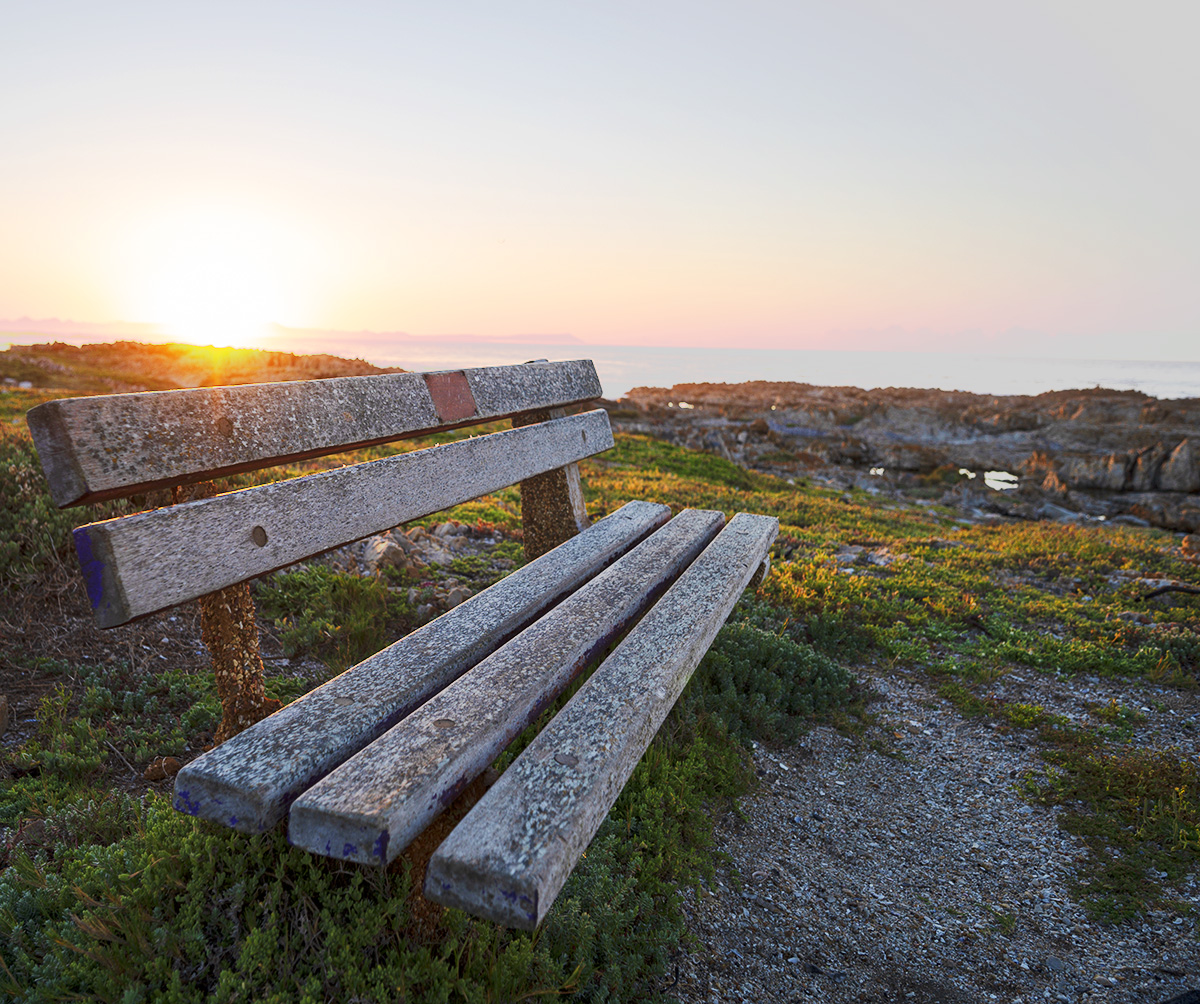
[26,360,612,628]
[27,360,603,507]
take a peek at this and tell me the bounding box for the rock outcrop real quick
[1160,439,1200,493]
[608,382,1200,531]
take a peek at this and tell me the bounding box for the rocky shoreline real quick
[605,382,1200,533]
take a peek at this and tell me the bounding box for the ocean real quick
[5,331,1198,401]
[362,341,1200,402]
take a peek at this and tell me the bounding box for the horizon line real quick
[2,318,1199,366]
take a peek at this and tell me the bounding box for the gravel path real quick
[670,666,1200,1004]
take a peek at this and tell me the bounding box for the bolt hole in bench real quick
[26,359,776,929]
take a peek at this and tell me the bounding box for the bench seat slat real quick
[172,500,671,833]
[76,409,613,627]
[28,360,603,507]
[424,512,778,929]
[285,508,727,865]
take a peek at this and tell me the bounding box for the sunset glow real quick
[0,3,1196,364]
[120,207,313,348]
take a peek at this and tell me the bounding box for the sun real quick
[123,205,312,349]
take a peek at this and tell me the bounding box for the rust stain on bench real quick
[424,372,478,424]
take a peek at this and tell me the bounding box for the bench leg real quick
[174,482,280,744]
[514,408,590,560]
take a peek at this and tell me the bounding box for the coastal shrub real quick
[0,426,79,585]
[1,685,104,804]
[89,659,219,748]
[754,518,1199,682]
[601,434,763,491]
[255,565,417,671]
[687,620,852,743]
[0,715,752,1002]
[936,681,989,718]
[1029,747,1200,922]
[17,685,106,782]
[2,662,221,829]
[76,663,221,761]
[918,464,972,487]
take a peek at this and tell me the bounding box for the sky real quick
[2,1,1197,361]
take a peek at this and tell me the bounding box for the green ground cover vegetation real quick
[1,386,1198,1000]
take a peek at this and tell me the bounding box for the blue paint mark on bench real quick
[501,888,536,923]
[174,788,201,816]
[342,842,357,858]
[373,831,389,862]
[73,528,105,611]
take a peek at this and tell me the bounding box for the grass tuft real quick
[1029,748,1200,923]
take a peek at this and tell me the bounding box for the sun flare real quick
[123,205,314,348]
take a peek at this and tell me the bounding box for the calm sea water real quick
[364,342,1200,402]
[5,332,1198,401]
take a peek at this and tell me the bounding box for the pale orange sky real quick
[2,1,1197,360]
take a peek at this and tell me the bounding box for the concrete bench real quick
[26,359,777,929]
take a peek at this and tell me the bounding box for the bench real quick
[25,359,777,929]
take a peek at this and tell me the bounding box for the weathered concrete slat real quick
[26,360,602,507]
[172,500,670,833]
[286,508,727,865]
[74,410,613,627]
[424,512,778,929]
